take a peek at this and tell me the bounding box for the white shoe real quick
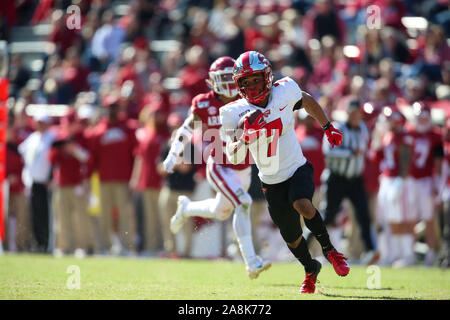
[110,244,122,256]
[246,257,272,280]
[378,257,395,266]
[110,234,122,256]
[170,196,190,234]
[53,248,64,258]
[392,256,416,268]
[424,250,437,267]
[74,248,86,259]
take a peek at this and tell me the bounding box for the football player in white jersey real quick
[162,57,271,279]
[220,51,349,294]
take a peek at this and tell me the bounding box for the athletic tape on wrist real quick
[322,121,331,131]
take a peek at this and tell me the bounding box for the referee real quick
[322,99,378,265]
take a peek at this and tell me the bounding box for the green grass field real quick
[0,254,449,300]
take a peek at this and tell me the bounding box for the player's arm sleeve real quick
[293,99,303,110]
[168,112,195,157]
[220,108,248,165]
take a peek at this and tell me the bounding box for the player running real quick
[220,51,349,294]
[162,56,271,279]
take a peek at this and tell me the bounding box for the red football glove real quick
[240,113,267,144]
[324,123,343,148]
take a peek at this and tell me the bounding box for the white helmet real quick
[206,56,238,98]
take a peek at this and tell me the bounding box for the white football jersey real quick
[220,77,307,184]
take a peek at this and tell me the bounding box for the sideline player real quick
[373,107,415,267]
[162,56,271,279]
[407,101,444,266]
[220,51,349,294]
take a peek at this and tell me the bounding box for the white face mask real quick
[208,70,238,98]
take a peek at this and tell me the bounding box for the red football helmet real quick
[412,101,432,132]
[206,56,238,98]
[233,51,273,104]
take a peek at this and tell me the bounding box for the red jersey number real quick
[413,138,430,169]
[264,118,283,157]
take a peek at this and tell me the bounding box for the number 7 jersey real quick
[220,77,307,184]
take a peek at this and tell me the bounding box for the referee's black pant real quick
[324,173,375,251]
[30,182,50,252]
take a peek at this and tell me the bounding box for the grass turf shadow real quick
[318,292,417,300]
[324,286,393,290]
[269,284,393,290]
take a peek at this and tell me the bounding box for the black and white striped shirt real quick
[322,121,370,179]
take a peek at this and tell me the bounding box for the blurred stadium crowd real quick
[0,0,449,267]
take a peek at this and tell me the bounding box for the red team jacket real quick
[133,127,168,191]
[89,118,137,183]
[49,129,90,187]
[6,143,25,194]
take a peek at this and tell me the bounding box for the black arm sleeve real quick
[293,99,303,111]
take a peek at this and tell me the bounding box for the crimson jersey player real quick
[406,101,444,265]
[373,107,416,266]
[162,56,271,279]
